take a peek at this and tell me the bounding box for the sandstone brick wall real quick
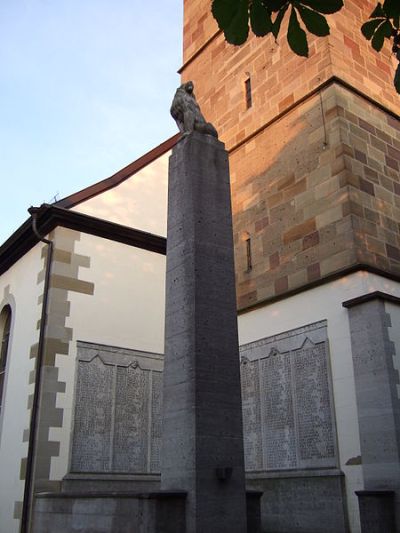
[182,0,399,148]
[328,0,399,112]
[231,84,355,308]
[183,0,217,64]
[181,0,400,308]
[230,83,400,309]
[335,86,400,276]
[181,17,333,150]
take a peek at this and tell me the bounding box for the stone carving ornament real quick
[170,81,218,138]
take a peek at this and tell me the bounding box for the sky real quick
[0,0,183,244]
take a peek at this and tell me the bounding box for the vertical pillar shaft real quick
[346,296,400,531]
[161,132,247,533]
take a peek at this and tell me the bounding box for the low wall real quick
[33,491,186,533]
[247,470,349,533]
[33,488,262,532]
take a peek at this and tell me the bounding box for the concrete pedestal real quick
[161,132,248,532]
[33,491,186,533]
[356,490,396,533]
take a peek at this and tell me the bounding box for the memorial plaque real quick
[71,342,163,474]
[261,353,296,470]
[72,325,336,476]
[239,321,337,472]
[294,340,335,468]
[112,365,150,472]
[71,356,113,472]
[150,371,163,472]
[241,359,262,471]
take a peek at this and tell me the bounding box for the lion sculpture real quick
[170,81,218,138]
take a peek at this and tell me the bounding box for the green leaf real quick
[212,0,238,29]
[263,0,287,11]
[287,6,309,56]
[394,63,400,94]
[226,0,250,45]
[371,19,392,51]
[296,5,330,36]
[212,0,250,45]
[370,2,385,18]
[383,0,400,20]
[298,0,343,15]
[251,0,273,36]
[272,3,288,38]
[361,17,386,40]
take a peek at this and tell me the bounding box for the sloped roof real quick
[56,133,179,209]
[0,134,179,275]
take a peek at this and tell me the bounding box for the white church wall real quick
[48,231,166,483]
[0,244,43,533]
[238,271,400,533]
[71,152,170,237]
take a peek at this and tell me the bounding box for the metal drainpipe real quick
[20,207,54,533]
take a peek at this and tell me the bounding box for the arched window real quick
[0,305,11,418]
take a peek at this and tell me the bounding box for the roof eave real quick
[0,204,166,276]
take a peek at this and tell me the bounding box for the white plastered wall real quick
[238,271,400,533]
[71,152,170,237]
[0,245,43,533]
[49,232,166,482]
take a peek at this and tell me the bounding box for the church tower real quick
[180,2,400,532]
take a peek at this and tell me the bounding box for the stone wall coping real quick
[35,491,187,500]
[355,490,395,497]
[246,490,263,498]
[246,468,344,480]
[64,473,161,481]
[342,291,400,309]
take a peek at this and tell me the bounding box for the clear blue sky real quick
[0,0,183,244]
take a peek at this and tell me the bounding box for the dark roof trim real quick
[0,204,166,276]
[238,265,400,315]
[342,290,400,308]
[56,134,180,210]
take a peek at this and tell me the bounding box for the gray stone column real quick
[161,132,247,533]
[344,293,400,532]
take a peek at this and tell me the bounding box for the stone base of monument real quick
[247,470,349,533]
[356,490,396,533]
[32,489,261,532]
[32,491,187,533]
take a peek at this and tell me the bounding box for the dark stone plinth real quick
[246,490,262,533]
[356,490,396,533]
[161,132,247,532]
[247,470,349,533]
[32,491,186,533]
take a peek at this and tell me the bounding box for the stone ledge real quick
[342,290,400,308]
[35,490,186,500]
[247,468,344,480]
[355,490,395,497]
[64,472,161,481]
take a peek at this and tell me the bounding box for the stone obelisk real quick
[161,82,247,532]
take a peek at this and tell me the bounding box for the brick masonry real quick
[181,0,400,310]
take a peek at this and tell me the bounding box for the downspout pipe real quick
[20,207,54,533]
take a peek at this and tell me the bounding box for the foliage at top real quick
[361,1,400,92]
[211,0,400,94]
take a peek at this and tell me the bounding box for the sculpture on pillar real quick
[170,81,218,138]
